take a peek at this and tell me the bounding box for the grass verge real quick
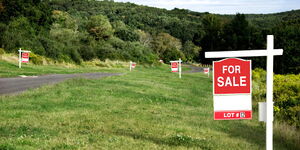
[0,65,299,149]
[0,60,127,78]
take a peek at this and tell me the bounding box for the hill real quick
[0,0,299,74]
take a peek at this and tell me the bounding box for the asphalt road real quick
[183,65,212,73]
[0,72,123,95]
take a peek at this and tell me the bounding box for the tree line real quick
[0,0,299,74]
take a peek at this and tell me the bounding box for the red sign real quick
[214,110,252,120]
[213,58,251,94]
[22,52,29,63]
[204,68,209,73]
[171,62,178,72]
[213,58,252,120]
[132,63,136,68]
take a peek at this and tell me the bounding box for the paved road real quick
[0,72,123,95]
[183,65,212,73]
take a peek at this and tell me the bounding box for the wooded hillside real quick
[0,0,299,74]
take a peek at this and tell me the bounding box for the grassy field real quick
[0,65,299,149]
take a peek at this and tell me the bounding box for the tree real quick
[201,14,222,51]
[2,17,45,54]
[112,21,139,42]
[223,13,250,50]
[49,10,82,63]
[136,29,152,47]
[151,33,184,62]
[182,41,201,62]
[273,19,300,74]
[87,15,114,40]
[0,0,52,28]
[200,14,222,64]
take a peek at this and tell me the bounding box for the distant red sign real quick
[132,63,136,68]
[204,68,209,73]
[214,58,251,94]
[22,52,29,63]
[171,62,178,72]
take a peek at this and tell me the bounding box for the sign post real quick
[170,59,182,78]
[205,35,283,150]
[129,61,136,71]
[179,58,182,79]
[18,48,31,68]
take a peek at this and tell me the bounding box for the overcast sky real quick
[114,0,300,14]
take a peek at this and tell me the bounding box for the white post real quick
[208,68,210,77]
[266,35,274,150]
[18,48,21,68]
[179,58,182,78]
[130,61,132,71]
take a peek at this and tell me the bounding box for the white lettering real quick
[217,77,224,87]
[228,66,234,74]
[225,77,232,86]
[236,65,241,73]
[224,113,235,118]
[218,76,248,87]
[222,65,241,74]
[233,77,239,86]
[222,66,228,74]
[240,76,247,86]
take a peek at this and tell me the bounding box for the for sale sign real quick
[171,62,178,72]
[204,68,209,74]
[22,52,29,63]
[213,58,252,120]
[132,63,136,68]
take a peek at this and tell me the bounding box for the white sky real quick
[114,0,300,14]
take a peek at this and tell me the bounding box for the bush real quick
[29,53,44,65]
[0,48,5,55]
[274,74,300,127]
[252,68,300,128]
[252,68,266,102]
[95,41,120,61]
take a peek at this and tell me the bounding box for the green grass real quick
[0,60,126,77]
[0,65,299,149]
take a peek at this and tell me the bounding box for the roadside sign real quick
[132,63,136,69]
[22,52,29,63]
[213,58,252,120]
[205,35,284,150]
[18,48,31,68]
[129,61,136,71]
[204,68,210,77]
[171,62,178,72]
[170,59,182,78]
[204,68,209,74]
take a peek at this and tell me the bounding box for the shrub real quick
[274,74,300,127]
[29,53,44,65]
[252,68,300,128]
[0,48,5,55]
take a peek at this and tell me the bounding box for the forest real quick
[0,0,299,74]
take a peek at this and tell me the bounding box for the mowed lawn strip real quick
[0,60,125,78]
[0,65,293,149]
